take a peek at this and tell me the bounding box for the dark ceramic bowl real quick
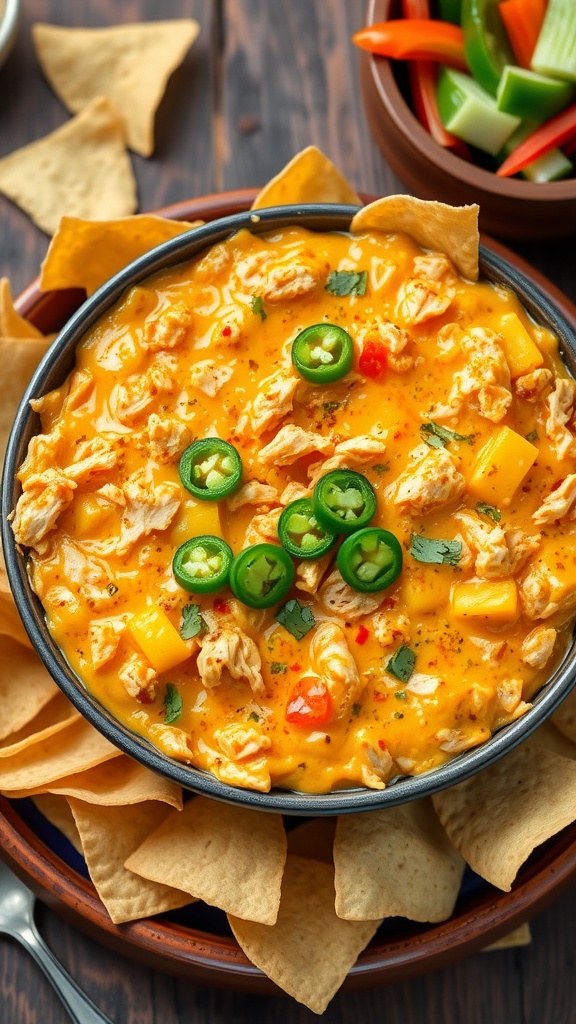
[360,0,576,240]
[2,202,576,815]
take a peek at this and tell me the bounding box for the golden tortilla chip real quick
[350,195,480,281]
[40,215,203,296]
[0,334,52,465]
[33,21,200,157]
[286,817,336,863]
[0,692,78,755]
[0,636,59,741]
[483,922,531,951]
[334,798,465,923]
[8,753,183,809]
[432,743,576,891]
[32,793,83,853]
[229,855,380,1015]
[252,146,361,210]
[125,795,286,925]
[0,278,43,339]
[551,687,576,746]
[0,590,32,648]
[69,799,192,924]
[0,716,121,792]
[0,97,137,235]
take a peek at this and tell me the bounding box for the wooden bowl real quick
[3,188,576,991]
[359,0,576,240]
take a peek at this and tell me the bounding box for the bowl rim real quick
[366,0,576,202]
[3,201,576,816]
[0,0,19,68]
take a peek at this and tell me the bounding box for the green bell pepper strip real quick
[277,499,336,561]
[336,528,403,593]
[172,535,233,594]
[291,324,354,384]
[312,470,377,535]
[229,544,295,609]
[179,439,242,501]
[461,0,515,96]
[496,65,574,122]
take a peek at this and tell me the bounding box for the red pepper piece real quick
[286,678,332,726]
[352,20,468,71]
[359,339,388,379]
[355,625,370,645]
[213,597,231,614]
[497,104,576,177]
[498,0,547,69]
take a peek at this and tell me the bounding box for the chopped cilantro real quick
[323,401,341,413]
[409,533,462,566]
[420,421,474,448]
[386,645,416,683]
[106,583,118,596]
[371,463,390,475]
[180,603,207,640]
[248,711,260,723]
[163,683,183,725]
[251,295,267,320]
[475,501,502,523]
[394,691,407,701]
[270,661,287,674]
[525,430,538,442]
[393,711,404,719]
[325,270,368,297]
[352,702,362,717]
[275,599,315,640]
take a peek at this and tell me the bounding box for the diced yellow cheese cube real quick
[170,498,222,547]
[467,426,538,507]
[498,312,544,380]
[127,607,191,673]
[451,580,518,624]
[73,495,114,537]
[403,571,451,615]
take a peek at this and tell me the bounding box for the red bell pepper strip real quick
[497,103,576,176]
[358,339,388,379]
[352,20,468,71]
[285,678,332,726]
[499,0,548,69]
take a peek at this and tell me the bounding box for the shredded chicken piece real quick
[515,368,553,402]
[235,248,324,302]
[520,561,576,621]
[397,279,453,326]
[96,483,125,507]
[543,378,576,459]
[454,510,541,579]
[116,471,181,556]
[469,636,507,664]
[259,424,333,466]
[521,626,557,669]
[318,568,383,620]
[244,507,282,546]
[194,242,231,281]
[387,447,465,517]
[310,622,362,718]
[215,758,271,792]
[360,741,394,789]
[432,328,512,423]
[215,724,271,761]
[17,431,63,480]
[412,252,457,282]
[189,359,235,397]
[250,369,299,436]
[148,723,193,760]
[227,480,280,511]
[145,413,191,464]
[118,652,157,701]
[493,678,532,729]
[65,436,118,484]
[533,475,576,526]
[372,611,410,648]
[141,304,194,351]
[355,318,413,373]
[307,433,387,487]
[295,552,333,595]
[197,627,265,697]
[62,369,97,414]
[279,481,312,504]
[113,359,174,424]
[89,618,125,671]
[11,468,76,549]
[436,726,489,753]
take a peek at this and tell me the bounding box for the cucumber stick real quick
[497,66,574,122]
[437,67,520,155]
[532,0,576,83]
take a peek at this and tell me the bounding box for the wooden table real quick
[0,2,575,1021]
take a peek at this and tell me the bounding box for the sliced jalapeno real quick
[337,528,403,593]
[173,535,233,594]
[277,498,336,561]
[291,323,354,384]
[179,439,242,501]
[312,470,377,535]
[229,543,295,609]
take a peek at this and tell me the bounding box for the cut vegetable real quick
[128,607,191,673]
[437,66,520,154]
[497,311,544,379]
[497,102,576,175]
[451,579,518,623]
[461,0,515,96]
[352,20,468,70]
[497,66,574,122]
[499,0,547,68]
[531,0,576,83]
[466,425,538,507]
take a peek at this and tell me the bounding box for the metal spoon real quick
[0,856,115,1023]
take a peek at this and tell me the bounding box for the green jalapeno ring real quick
[277,498,337,561]
[312,469,377,535]
[173,535,233,594]
[291,323,354,384]
[229,543,295,609]
[179,438,242,501]
[336,528,403,593]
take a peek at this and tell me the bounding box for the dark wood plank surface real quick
[0,1,575,1022]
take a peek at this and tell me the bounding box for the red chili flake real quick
[290,663,302,672]
[381,597,396,610]
[374,690,387,702]
[378,739,387,751]
[550,479,562,492]
[136,690,154,705]
[355,625,370,645]
[222,325,232,337]
[359,339,388,379]
[213,597,231,613]
[393,430,402,440]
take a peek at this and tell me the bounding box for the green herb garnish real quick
[163,683,183,725]
[371,463,390,475]
[325,270,368,297]
[323,401,341,413]
[394,691,407,701]
[275,599,315,640]
[106,583,118,596]
[248,711,260,723]
[251,295,267,320]
[475,501,502,523]
[525,430,538,442]
[409,533,462,566]
[352,702,362,717]
[180,603,207,640]
[270,661,288,674]
[386,645,416,683]
[393,711,404,719]
[420,421,474,448]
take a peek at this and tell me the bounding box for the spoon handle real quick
[10,921,115,1024]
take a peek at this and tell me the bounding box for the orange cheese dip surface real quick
[13,225,576,794]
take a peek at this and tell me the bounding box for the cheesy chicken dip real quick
[12,222,576,794]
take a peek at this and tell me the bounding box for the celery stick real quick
[532,0,576,83]
[499,122,573,182]
[437,68,520,156]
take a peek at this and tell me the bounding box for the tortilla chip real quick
[0,97,137,235]
[229,855,380,1014]
[334,798,465,923]
[286,817,336,863]
[432,743,576,891]
[551,687,576,746]
[69,799,192,924]
[528,719,576,759]
[0,590,32,648]
[0,716,121,792]
[350,195,480,281]
[483,922,531,951]
[125,795,286,925]
[40,215,203,296]
[0,278,43,339]
[33,21,200,157]
[8,753,183,809]
[0,334,52,464]
[32,793,83,853]
[0,636,59,740]
[0,692,78,755]
[252,146,361,210]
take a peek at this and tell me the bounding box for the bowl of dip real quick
[3,201,576,814]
